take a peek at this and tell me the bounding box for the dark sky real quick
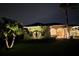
[0,3,79,25]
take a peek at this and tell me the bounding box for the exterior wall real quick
[70,26,79,39]
[23,26,48,39]
[50,25,70,39]
[23,25,79,40]
[56,28,66,39]
[50,28,57,37]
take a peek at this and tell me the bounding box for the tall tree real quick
[59,3,79,39]
[0,17,24,48]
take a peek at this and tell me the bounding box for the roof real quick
[24,23,65,26]
[24,22,79,27]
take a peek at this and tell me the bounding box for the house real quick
[23,23,49,39]
[23,23,79,40]
[70,26,79,39]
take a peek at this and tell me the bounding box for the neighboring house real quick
[70,26,79,39]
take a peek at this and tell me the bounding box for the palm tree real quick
[59,3,79,39]
[0,17,24,48]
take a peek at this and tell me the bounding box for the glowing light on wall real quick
[50,25,70,39]
[56,28,65,39]
[50,28,57,37]
[33,31,42,39]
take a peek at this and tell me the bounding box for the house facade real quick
[70,26,79,39]
[49,25,70,39]
[23,25,49,39]
[23,24,79,40]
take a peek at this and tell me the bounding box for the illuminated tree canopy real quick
[27,26,47,32]
[6,23,23,35]
[0,17,24,48]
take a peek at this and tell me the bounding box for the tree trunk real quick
[5,33,16,48]
[65,8,70,39]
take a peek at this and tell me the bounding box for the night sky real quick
[0,3,79,25]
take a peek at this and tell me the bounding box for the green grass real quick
[0,39,79,56]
